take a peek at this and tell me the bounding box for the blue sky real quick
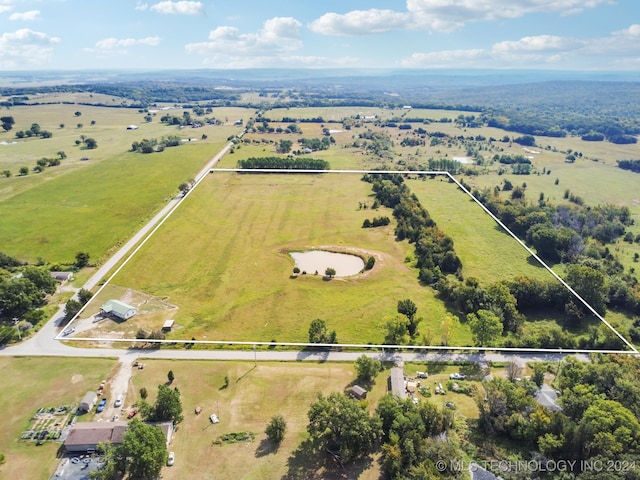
[0,0,639,71]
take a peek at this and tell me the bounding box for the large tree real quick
[119,419,168,480]
[565,264,607,316]
[307,392,381,463]
[308,318,337,344]
[467,309,503,346]
[355,354,382,384]
[397,298,420,336]
[151,384,184,424]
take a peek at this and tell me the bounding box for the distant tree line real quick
[237,156,329,170]
[298,137,332,151]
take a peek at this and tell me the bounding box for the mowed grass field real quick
[0,357,115,480]
[0,101,253,263]
[108,171,473,345]
[408,176,555,283]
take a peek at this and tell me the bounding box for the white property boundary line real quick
[60,167,638,355]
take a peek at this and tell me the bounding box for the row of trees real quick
[237,156,330,170]
[618,159,640,173]
[364,174,462,285]
[14,122,52,139]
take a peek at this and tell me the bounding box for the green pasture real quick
[106,171,470,345]
[408,177,555,284]
[0,356,115,480]
[263,106,479,123]
[0,141,228,264]
[0,101,252,263]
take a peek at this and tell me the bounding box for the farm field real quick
[0,356,115,480]
[85,171,466,344]
[0,100,253,263]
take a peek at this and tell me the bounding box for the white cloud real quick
[9,10,40,21]
[309,9,409,35]
[135,2,149,11]
[401,24,640,69]
[310,0,613,35]
[186,17,302,57]
[94,36,161,50]
[0,5,12,14]
[0,28,60,68]
[150,1,204,15]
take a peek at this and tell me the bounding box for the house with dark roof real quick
[64,421,173,453]
[64,421,128,453]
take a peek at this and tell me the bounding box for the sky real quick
[0,0,639,71]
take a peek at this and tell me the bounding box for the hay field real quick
[0,101,253,263]
[107,171,471,345]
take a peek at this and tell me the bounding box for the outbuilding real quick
[388,367,407,399]
[162,319,175,331]
[100,299,137,320]
[78,391,98,412]
[350,385,367,400]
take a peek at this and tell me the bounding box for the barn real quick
[100,299,137,320]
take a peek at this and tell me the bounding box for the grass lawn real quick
[0,357,116,480]
[132,359,487,480]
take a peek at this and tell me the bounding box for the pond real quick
[290,250,365,277]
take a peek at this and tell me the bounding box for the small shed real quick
[162,319,175,331]
[350,385,367,400]
[50,271,73,282]
[79,391,98,412]
[100,299,137,320]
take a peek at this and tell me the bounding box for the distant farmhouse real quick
[100,299,137,320]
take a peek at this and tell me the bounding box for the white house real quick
[100,299,137,320]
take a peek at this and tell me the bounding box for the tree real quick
[506,361,522,382]
[467,309,503,346]
[365,256,375,270]
[325,267,336,278]
[577,399,640,457]
[178,182,190,196]
[75,251,90,268]
[74,111,82,117]
[355,354,382,383]
[146,384,183,424]
[277,139,293,153]
[397,298,420,336]
[19,166,28,176]
[565,264,607,315]
[84,137,98,149]
[1,115,14,131]
[119,419,167,480]
[77,288,93,305]
[531,363,546,387]
[265,414,287,444]
[57,151,67,159]
[307,392,382,463]
[140,387,148,400]
[167,370,174,384]
[22,267,57,295]
[64,299,82,322]
[308,318,337,344]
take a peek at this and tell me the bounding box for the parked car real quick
[114,395,123,408]
[416,371,428,379]
[62,327,75,336]
[96,398,107,412]
[167,451,175,466]
[449,373,466,380]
